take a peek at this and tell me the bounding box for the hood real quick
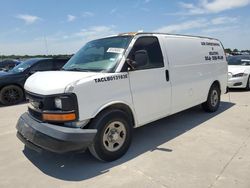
[0,71,12,77]
[24,71,99,95]
[228,65,248,75]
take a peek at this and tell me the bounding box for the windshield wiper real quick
[63,68,92,72]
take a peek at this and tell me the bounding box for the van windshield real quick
[63,36,132,72]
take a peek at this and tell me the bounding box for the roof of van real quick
[118,32,218,41]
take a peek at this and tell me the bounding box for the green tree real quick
[224,48,232,54]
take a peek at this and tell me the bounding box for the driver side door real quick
[127,36,171,126]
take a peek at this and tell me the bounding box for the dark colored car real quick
[227,55,250,64]
[0,59,21,71]
[0,58,69,105]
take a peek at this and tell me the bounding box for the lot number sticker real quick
[107,48,125,54]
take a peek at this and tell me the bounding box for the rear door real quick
[127,36,171,126]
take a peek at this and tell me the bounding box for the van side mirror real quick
[134,50,149,68]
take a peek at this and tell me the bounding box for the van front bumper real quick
[16,113,97,153]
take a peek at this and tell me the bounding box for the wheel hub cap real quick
[109,130,119,141]
[4,89,19,103]
[103,121,126,152]
[211,90,218,107]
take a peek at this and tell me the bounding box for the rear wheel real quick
[88,109,132,162]
[202,84,221,112]
[0,85,24,105]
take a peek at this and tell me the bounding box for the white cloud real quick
[203,0,250,13]
[67,14,76,22]
[154,16,237,33]
[180,0,250,15]
[201,26,239,34]
[82,11,94,17]
[153,16,250,50]
[110,8,117,14]
[0,26,117,55]
[155,19,207,33]
[16,14,41,24]
[141,8,150,12]
[211,16,237,25]
[179,2,196,9]
[74,26,116,39]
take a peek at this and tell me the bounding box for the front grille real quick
[28,107,43,121]
[26,92,45,121]
[26,92,44,107]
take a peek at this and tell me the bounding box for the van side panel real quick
[163,35,227,114]
[72,73,136,124]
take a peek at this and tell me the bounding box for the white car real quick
[227,55,250,89]
[16,32,227,161]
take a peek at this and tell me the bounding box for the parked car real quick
[0,59,21,71]
[227,55,250,89]
[16,32,227,161]
[0,58,69,105]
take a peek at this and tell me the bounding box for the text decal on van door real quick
[94,74,128,83]
[201,41,223,61]
[201,42,220,46]
[205,51,224,61]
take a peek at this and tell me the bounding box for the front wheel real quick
[88,109,133,162]
[202,84,221,112]
[0,85,24,105]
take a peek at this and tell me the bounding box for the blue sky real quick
[0,0,250,55]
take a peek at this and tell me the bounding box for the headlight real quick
[44,94,78,122]
[55,98,62,109]
[27,92,78,123]
[232,73,248,77]
[53,95,77,111]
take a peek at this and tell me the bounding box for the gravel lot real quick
[0,90,250,188]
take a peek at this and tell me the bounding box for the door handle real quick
[165,70,169,82]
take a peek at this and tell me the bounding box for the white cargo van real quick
[16,32,228,161]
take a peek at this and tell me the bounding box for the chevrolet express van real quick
[16,32,228,161]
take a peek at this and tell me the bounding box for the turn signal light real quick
[43,113,76,122]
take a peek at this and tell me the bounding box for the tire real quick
[0,85,24,105]
[202,84,221,112]
[246,76,250,90]
[88,109,133,162]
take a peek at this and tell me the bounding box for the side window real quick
[30,60,53,72]
[54,59,68,70]
[128,36,164,70]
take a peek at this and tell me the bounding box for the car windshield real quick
[63,36,132,72]
[9,59,39,73]
[227,55,250,66]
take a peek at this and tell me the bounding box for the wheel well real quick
[212,80,221,92]
[96,103,135,128]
